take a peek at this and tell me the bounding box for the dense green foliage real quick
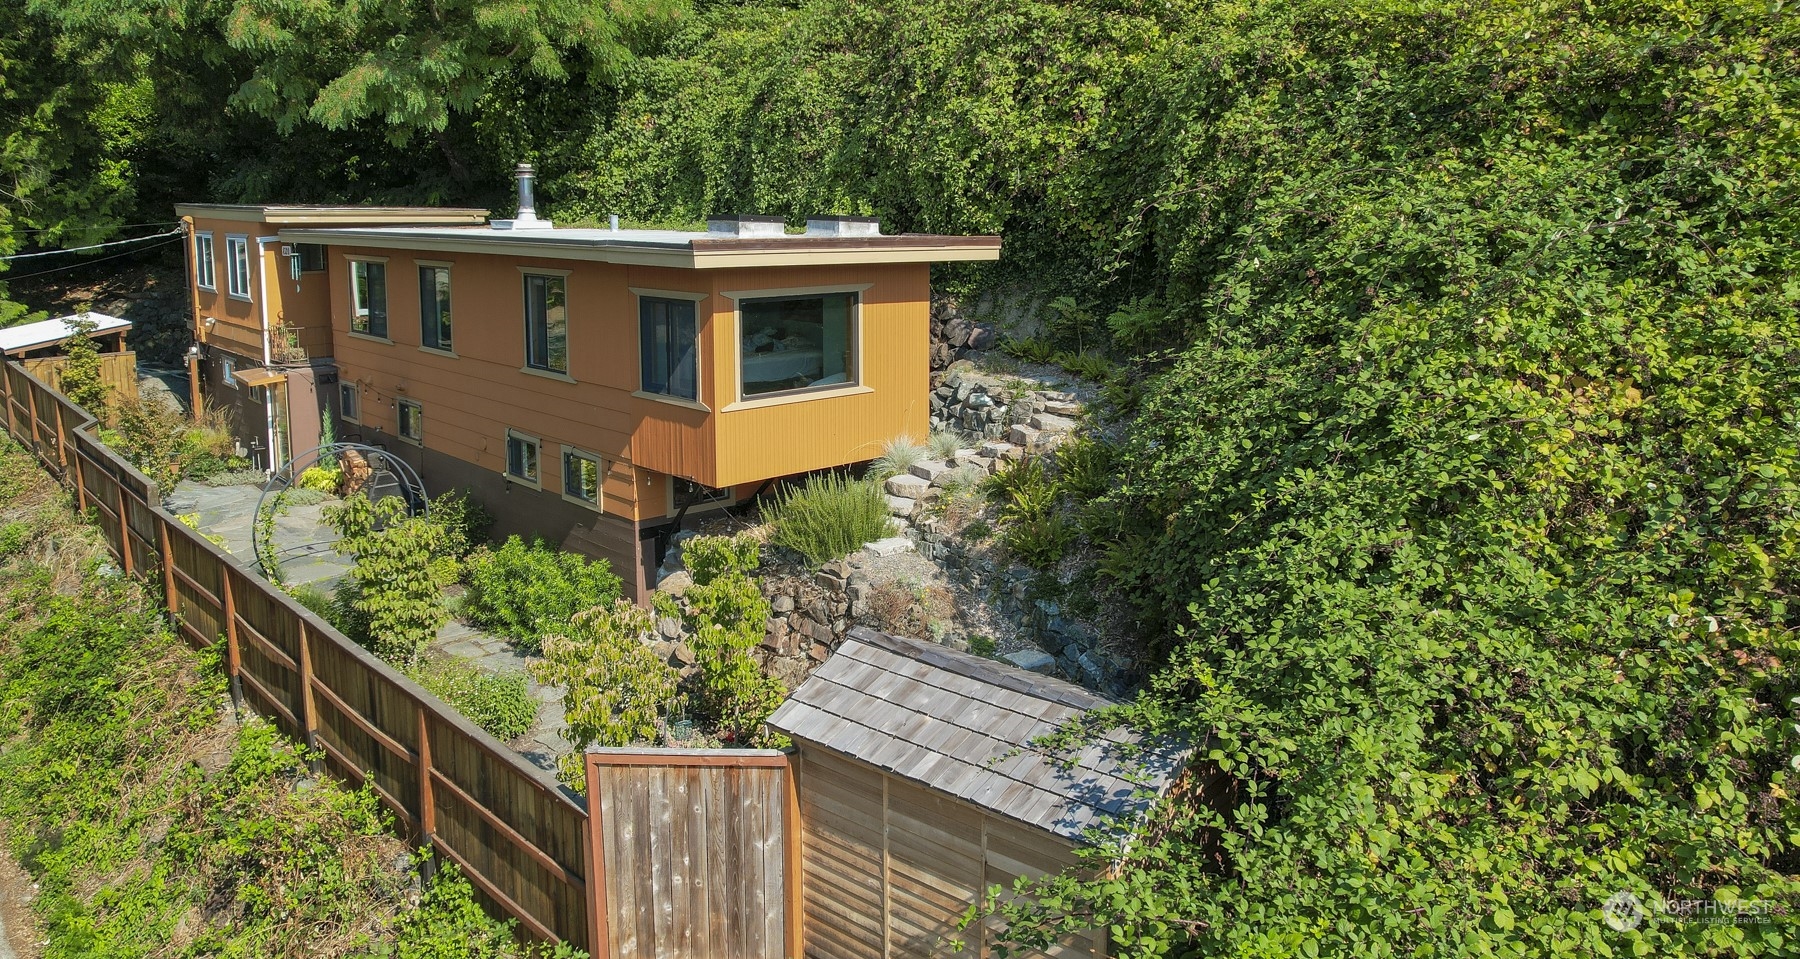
[325,494,450,665]
[6,0,1800,952]
[407,657,538,742]
[0,438,575,957]
[532,600,683,786]
[461,535,623,649]
[766,473,893,565]
[676,534,786,746]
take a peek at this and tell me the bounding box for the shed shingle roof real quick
[767,627,1189,844]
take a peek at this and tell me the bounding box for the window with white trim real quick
[419,265,452,352]
[193,232,216,290]
[523,273,567,373]
[562,448,602,506]
[225,235,251,299]
[506,430,540,485]
[340,382,360,422]
[397,399,422,443]
[351,260,388,338]
[220,356,237,390]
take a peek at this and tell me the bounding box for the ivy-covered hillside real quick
[4,0,1797,954]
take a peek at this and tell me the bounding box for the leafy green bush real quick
[766,473,893,565]
[532,600,683,787]
[462,536,622,649]
[871,434,929,479]
[53,316,111,412]
[1052,436,1115,500]
[298,464,340,493]
[680,567,786,747]
[324,494,449,665]
[408,658,538,741]
[428,487,493,559]
[680,533,761,586]
[1000,336,1058,365]
[0,519,29,556]
[984,457,1070,569]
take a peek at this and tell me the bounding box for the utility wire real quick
[5,220,180,236]
[1,236,183,281]
[1,226,186,262]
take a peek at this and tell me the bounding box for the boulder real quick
[657,616,684,640]
[1003,649,1058,674]
[908,460,953,483]
[771,593,796,614]
[886,494,918,517]
[1030,412,1078,432]
[885,473,931,498]
[966,326,997,350]
[864,536,915,558]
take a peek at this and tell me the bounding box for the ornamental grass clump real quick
[870,434,928,479]
[766,473,892,565]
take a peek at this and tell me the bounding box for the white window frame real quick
[340,382,361,423]
[220,355,238,390]
[561,447,604,510]
[397,398,423,444]
[193,231,216,291]
[225,234,252,300]
[505,429,542,488]
[666,477,735,517]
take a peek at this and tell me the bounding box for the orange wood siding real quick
[190,215,265,361]
[329,247,648,521]
[707,263,931,489]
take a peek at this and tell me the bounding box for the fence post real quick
[297,619,321,773]
[72,442,89,514]
[584,758,611,959]
[221,569,244,713]
[114,477,135,577]
[415,701,438,878]
[52,401,67,471]
[157,518,178,617]
[1,364,13,438]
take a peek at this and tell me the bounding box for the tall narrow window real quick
[738,291,857,398]
[506,431,541,485]
[523,274,567,373]
[419,265,452,352]
[226,235,251,299]
[351,261,388,338]
[563,448,602,507]
[397,399,422,443]
[193,232,216,290]
[639,297,698,401]
[339,382,360,422]
[296,243,327,272]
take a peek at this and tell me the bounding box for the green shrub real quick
[870,434,928,479]
[324,494,449,665]
[297,465,340,493]
[532,600,683,787]
[408,658,538,741]
[680,571,786,747]
[680,533,761,585]
[462,536,622,649]
[286,582,337,623]
[1053,350,1112,383]
[427,488,492,559]
[204,468,270,488]
[766,473,893,565]
[0,520,29,556]
[1000,336,1057,365]
[984,457,1070,569]
[1052,436,1115,500]
[960,518,993,542]
[54,316,111,412]
[967,635,998,658]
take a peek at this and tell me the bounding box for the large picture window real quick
[419,266,452,352]
[738,292,856,398]
[523,274,567,373]
[351,261,388,338]
[193,232,216,290]
[639,297,697,401]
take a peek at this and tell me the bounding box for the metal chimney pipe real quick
[514,163,541,225]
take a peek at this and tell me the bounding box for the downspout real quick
[256,237,279,471]
[182,216,203,421]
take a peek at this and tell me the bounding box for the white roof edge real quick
[0,312,132,355]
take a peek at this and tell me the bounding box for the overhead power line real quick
[1,226,186,262]
[1,236,184,281]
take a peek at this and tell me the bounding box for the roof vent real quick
[492,163,553,230]
[805,216,882,237]
[706,215,785,238]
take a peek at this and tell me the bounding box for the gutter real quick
[255,236,280,471]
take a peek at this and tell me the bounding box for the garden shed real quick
[768,627,1206,959]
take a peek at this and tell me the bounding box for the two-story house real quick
[180,170,1001,600]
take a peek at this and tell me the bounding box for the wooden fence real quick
[0,360,594,953]
[20,351,140,409]
[585,749,801,959]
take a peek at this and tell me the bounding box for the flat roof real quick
[276,224,1003,269]
[0,312,131,356]
[175,203,490,226]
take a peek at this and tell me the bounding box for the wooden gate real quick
[584,749,802,959]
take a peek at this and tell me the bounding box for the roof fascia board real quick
[178,204,488,226]
[277,228,999,268]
